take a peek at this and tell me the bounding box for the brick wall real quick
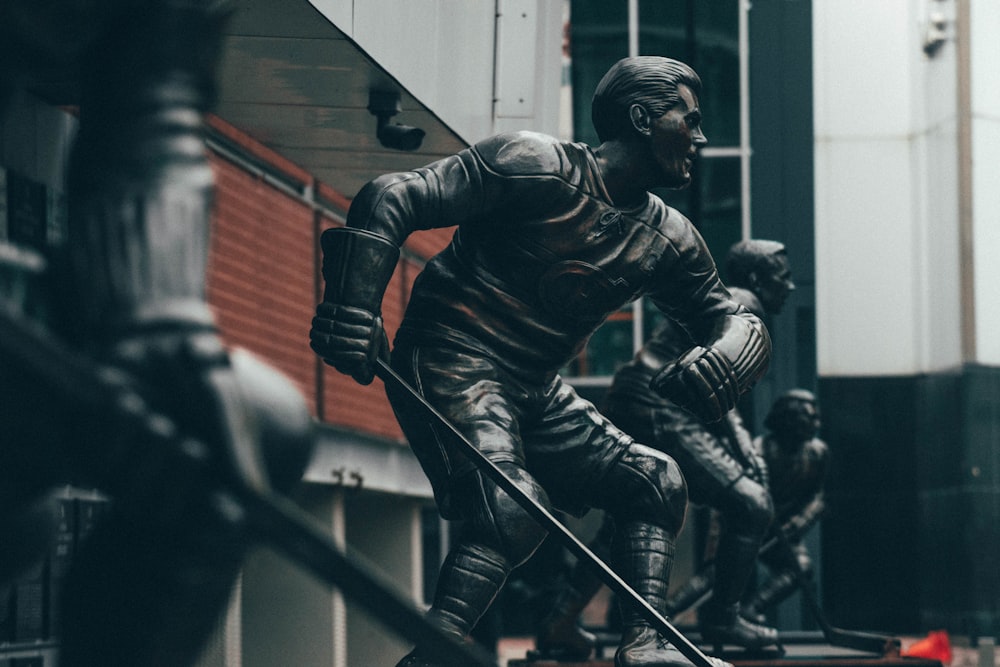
[205,116,453,442]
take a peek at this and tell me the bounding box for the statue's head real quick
[764,388,820,441]
[725,239,795,314]
[592,56,705,188]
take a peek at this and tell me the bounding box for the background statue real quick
[310,55,770,667]
[660,388,826,634]
[536,239,794,659]
[741,389,827,621]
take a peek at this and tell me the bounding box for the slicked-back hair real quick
[725,239,787,288]
[591,56,702,143]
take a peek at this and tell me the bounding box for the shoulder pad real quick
[729,287,765,318]
[655,203,709,261]
[473,131,564,176]
[651,199,695,238]
[666,204,694,232]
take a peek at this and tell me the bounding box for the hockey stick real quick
[772,530,899,656]
[375,358,718,667]
[0,304,496,667]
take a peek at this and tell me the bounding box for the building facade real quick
[2,0,998,665]
[813,0,1000,636]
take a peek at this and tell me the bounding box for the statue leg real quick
[612,521,686,667]
[741,571,799,623]
[594,444,726,667]
[397,464,548,667]
[697,477,779,650]
[534,514,614,659]
[742,541,812,621]
[664,564,716,617]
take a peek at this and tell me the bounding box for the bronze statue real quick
[535,240,794,658]
[311,56,770,667]
[658,388,826,632]
[741,389,827,621]
[610,239,793,651]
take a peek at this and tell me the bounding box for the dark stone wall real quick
[819,366,1000,635]
[747,0,816,432]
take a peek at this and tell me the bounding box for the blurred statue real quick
[0,2,315,664]
[660,389,826,629]
[536,240,793,658]
[741,389,827,621]
[311,56,771,667]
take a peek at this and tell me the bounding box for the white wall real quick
[345,493,425,666]
[242,487,346,667]
[970,0,1000,364]
[813,0,963,376]
[308,0,564,143]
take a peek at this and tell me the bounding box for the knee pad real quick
[605,443,687,534]
[458,463,549,568]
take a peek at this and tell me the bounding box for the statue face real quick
[755,253,795,314]
[787,400,821,440]
[649,84,707,188]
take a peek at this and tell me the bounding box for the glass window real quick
[569,0,628,147]
[691,155,742,263]
[637,1,689,61]
[562,304,634,378]
[691,0,741,148]
[566,0,746,385]
[638,0,740,148]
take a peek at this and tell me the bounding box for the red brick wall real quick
[205,116,454,442]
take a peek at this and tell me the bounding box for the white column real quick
[969,0,1000,363]
[813,0,962,376]
[345,494,426,666]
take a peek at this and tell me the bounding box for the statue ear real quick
[629,103,652,136]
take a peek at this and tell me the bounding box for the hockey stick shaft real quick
[773,530,898,655]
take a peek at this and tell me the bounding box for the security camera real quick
[368,90,425,151]
[377,122,425,152]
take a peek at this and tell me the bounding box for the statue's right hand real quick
[650,345,739,423]
[309,302,387,385]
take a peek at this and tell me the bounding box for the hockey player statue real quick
[311,56,771,667]
[535,239,794,659]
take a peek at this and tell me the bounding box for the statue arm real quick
[647,215,771,422]
[780,440,830,537]
[309,167,457,383]
[342,130,560,246]
[311,134,546,382]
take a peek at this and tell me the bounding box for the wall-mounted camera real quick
[368,90,425,151]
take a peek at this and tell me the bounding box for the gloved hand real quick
[779,519,803,543]
[650,345,739,423]
[310,301,388,385]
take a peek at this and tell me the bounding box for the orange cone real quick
[903,630,953,665]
